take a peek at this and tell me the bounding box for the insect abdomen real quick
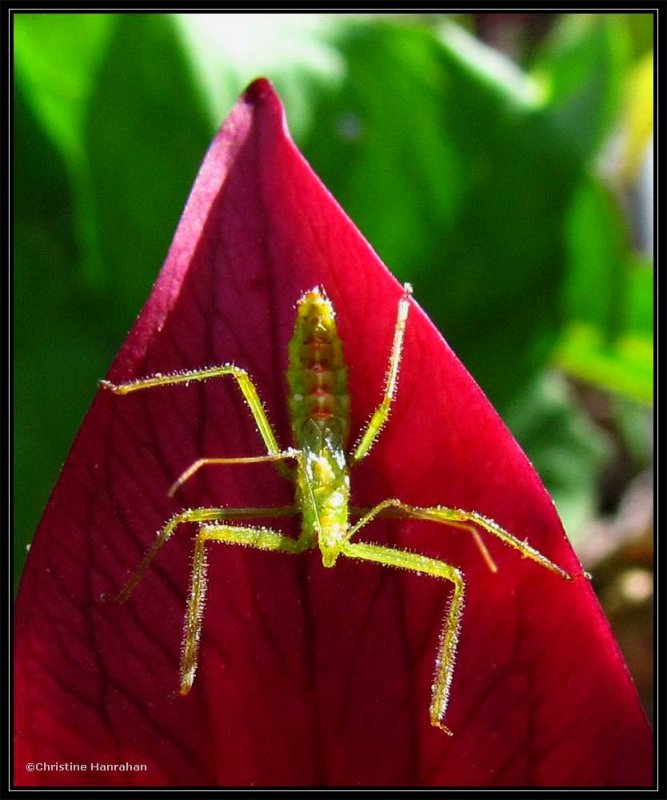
[287,288,350,446]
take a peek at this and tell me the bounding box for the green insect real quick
[101,284,571,734]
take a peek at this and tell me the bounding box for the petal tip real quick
[243,77,276,104]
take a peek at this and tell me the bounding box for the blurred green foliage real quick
[14,13,653,580]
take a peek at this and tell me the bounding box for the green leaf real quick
[84,14,213,319]
[563,177,626,338]
[553,324,652,406]
[626,255,653,337]
[556,178,653,405]
[531,14,631,160]
[14,14,117,286]
[14,13,115,162]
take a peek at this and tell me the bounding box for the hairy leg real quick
[180,523,310,693]
[101,364,285,467]
[341,539,464,734]
[351,284,412,464]
[347,498,571,580]
[338,497,572,731]
[349,502,497,572]
[168,449,300,497]
[103,505,298,603]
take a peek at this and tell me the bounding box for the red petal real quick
[15,78,652,787]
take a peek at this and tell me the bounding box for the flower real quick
[15,78,653,787]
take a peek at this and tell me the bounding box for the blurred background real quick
[14,12,654,717]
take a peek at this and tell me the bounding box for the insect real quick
[101,283,571,734]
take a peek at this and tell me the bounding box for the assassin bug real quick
[101,283,571,735]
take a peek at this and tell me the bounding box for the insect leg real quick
[349,503,497,572]
[101,364,284,463]
[181,523,310,694]
[348,499,571,580]
[103,505,298,603]
[168,449,300,497]
[341,539,464,734]
[350,284,412,464]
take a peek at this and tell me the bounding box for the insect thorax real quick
[297,421,351,562]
